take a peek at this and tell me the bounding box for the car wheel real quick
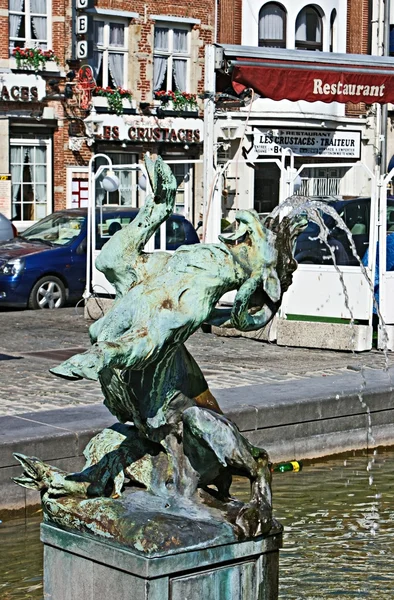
[28,276,66,310]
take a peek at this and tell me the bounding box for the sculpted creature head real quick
[219,209,306,331]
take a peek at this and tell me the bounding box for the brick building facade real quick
[0,0,218,232]
[0,0,383,233]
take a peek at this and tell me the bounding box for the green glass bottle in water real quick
[272,460,303,473]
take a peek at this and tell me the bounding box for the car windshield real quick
[21,213,86,246]
[297,208,338,236]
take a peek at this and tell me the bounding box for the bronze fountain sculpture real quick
[13,156,303,554]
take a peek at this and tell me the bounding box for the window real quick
[92,19,128,88]
[295,6,322,51]
[330,9,337,53]
[23,213,85,246]
[153,25,190,93]
[170,163,190,215]
[96,215,133,250]
[9,0,49,56]
[154,218,186,249]
[390,25,394,57]
[10,138,51,225]
[258,2,286,48]
[95,153,139,207]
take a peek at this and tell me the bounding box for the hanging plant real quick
[12,47,59,70]
[154,90,198,112]
[94,87,133,115]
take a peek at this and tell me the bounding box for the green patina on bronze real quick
[13,156,303,552]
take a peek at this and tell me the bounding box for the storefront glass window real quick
[9,0,48,55]
[92,19,127,88]
[10,138,51,225]
[153,25,190,92]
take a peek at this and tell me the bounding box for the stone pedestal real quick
[41,522,282,600]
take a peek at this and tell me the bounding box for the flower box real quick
[157,107,199,118]
[92,96,136,113]
[92,87,134,115]
[154,91,199,114]
[11,48,60,72]
[10,59,60,73]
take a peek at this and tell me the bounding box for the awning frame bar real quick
[229,60,394,77]
[215,43,394,70]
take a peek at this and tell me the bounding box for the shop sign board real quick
[253,128,361,159]
[0,175,11,219]
[92,115,203,143]
[0,72,46,102]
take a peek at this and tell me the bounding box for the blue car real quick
[0,207,200,309]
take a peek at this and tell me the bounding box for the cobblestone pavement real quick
[0,307,392,416]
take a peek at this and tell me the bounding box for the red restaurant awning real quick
[216,45,394,105]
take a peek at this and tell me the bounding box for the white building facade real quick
[202,0,394,351]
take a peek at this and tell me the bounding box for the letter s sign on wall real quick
[76,40,88,59]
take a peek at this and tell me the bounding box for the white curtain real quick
[109,154,136,205]
[108,53,124,87]
[153,56,167,91]
[173,29,187,53]
[173,59,186,91]
[92,50,103,81]
[295,11,306,40]
[34,146,47,204]
[109,23,124,47]
[10,147,22,218]
[31,0,47,42]
[314,15,322,43]
[94,21,104,45]
[154,27,168,50]
[9,0,24,53]
[95,179,105,206]
[259,5,284,40]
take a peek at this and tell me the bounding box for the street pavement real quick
[0,307,393,417]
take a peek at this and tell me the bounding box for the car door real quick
[69,233,88,298]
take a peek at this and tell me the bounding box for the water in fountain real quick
[268,196,393,537]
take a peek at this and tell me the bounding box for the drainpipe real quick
[380,0,390,176]
[214,0,218,43]
[378,0,391,347]
[202,45,219,243]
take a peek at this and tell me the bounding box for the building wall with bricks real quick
[0,0,380,253]
[0,0,217,232]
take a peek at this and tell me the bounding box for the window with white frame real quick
[10,138,51,224]
[153,25,190,93]
[9,0,49,56]
[258,2,286,48]
[295,6,323,51]
[95,153,139,207]
[92,19,128,88]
